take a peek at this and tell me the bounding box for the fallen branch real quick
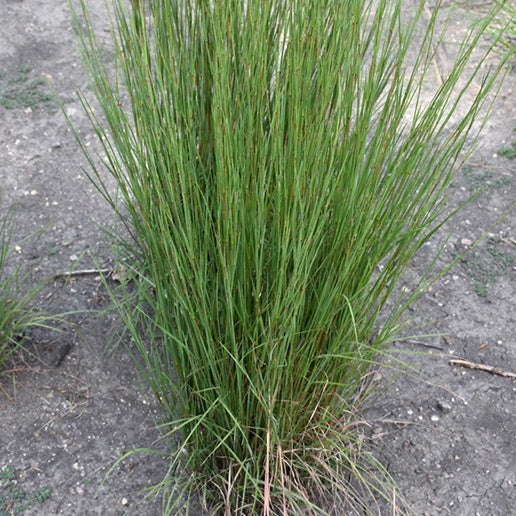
[449,358,516,379]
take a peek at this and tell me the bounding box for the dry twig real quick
[449,358,516,379]
[404,339,445,351]
[53,268,112,278]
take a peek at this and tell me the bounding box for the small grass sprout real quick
[73,0,509,513]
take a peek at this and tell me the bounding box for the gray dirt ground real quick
[0,1,514,515]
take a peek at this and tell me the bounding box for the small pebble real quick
[461,238,472,246]
[437,400,452,413]
[62,230,75,246]
[122,498,129,506]
[430,415,440,422]
[69,254,78,262]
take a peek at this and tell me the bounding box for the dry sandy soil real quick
[0,1,514,514]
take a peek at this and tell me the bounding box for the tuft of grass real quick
[0,65,53,110]
[0,216,52,370]
[72,0,508,513]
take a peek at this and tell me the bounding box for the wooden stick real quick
[449,358,516,379]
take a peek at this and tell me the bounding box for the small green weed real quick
[459,237,514,297]
[498,141,516,159]
[461,165,512,193]
[0,465,52,516]
[0,65,52,110]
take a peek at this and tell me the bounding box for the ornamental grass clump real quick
[73,0,506,512]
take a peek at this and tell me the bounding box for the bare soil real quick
[0,1,514,515]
